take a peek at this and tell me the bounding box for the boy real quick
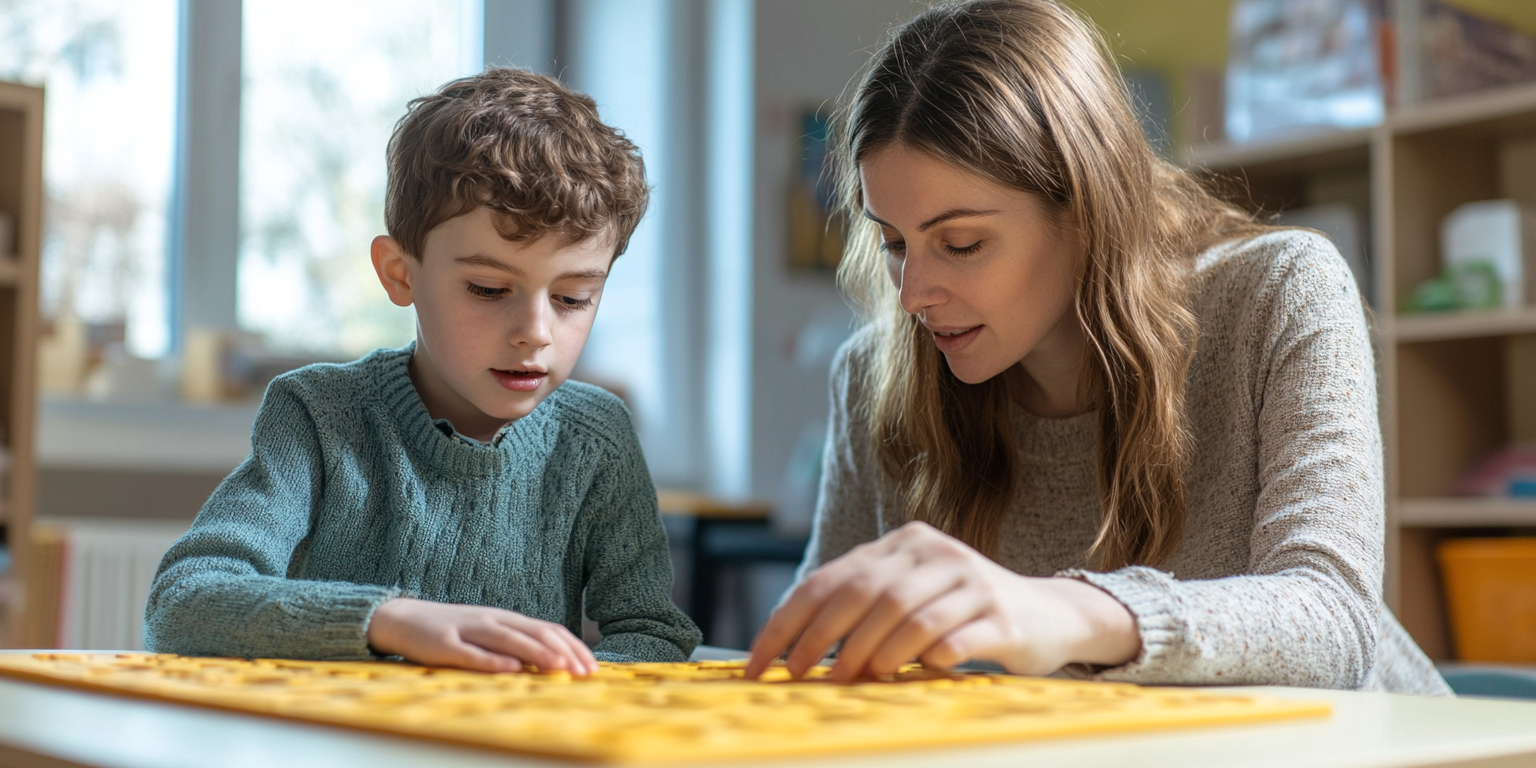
[143,68,700,672]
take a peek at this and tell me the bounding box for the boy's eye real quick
[467,283,507,299]
[555,295,594,311]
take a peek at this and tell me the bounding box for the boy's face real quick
[372,207,611,442]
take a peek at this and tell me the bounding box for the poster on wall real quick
[1224,0,1387,144]
[787,109,845,272]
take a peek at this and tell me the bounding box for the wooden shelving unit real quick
[0,81,42,649]
[1393,307,1536,343]
[1188,83,1536,662]
[1397,497,1536,527]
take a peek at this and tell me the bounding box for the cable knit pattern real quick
[800,230,1450,695]
[144,345,700,663]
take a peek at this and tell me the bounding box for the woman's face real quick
[860,143,1084,386]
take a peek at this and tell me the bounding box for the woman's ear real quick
[371,235,415,307]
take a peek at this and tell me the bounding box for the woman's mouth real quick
[492,369,547,392]
[931,325,981,354]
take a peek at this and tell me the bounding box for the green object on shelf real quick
[1449,260,1502,309]
[1407,258,1503,313]
[1411,276,1460,312]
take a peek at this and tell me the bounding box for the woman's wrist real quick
[1045,577,1141,668]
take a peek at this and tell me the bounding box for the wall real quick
[1441,0,1536,37]
[1065,0,1230,73]
[750,0,925,529]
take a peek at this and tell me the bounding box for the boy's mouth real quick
[491,368,547,393]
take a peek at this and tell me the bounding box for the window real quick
[0,0,179,357]
[22,1,756,495]
[240,0,478,357]
[563,0,681,475]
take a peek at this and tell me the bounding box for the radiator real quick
[35,519,189,650]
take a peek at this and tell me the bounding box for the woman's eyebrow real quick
[861,208,1001,232]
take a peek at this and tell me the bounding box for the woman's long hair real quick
[835,0,1265,569]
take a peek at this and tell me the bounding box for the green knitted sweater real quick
[143,345,700,662]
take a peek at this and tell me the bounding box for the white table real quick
[2,649,1534,768]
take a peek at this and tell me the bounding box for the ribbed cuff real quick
[593,632,693,663]
[291,584,400,660]
[1056,566,1181,681]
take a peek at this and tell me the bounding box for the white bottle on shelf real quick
[1441,200,1535,309]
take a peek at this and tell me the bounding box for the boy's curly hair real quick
[385,68,649,260]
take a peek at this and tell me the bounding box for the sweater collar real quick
[1011,405,1097,462]
[371,344,555,476]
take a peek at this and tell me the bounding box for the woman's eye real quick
[467,283,507,299]
[555,295,594,310]
[879,241,907,256]
[945,241,983,257]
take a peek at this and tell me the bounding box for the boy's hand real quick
[367,598,597,674]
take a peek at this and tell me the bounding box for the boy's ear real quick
[371,235,415,307]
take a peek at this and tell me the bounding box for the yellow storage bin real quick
[1437,537,1536,663]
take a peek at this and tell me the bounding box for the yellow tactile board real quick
[0,653,1329,763]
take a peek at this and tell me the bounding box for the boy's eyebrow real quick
[454,255,608,281]
[862,208,1000,232]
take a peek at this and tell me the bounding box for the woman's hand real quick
[367,598,598,674]
[745,522,1141,681]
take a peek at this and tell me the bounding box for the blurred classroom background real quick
[1,0,1535,696]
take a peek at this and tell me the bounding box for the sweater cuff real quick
[1056,567,1181,681]
[593,632,693,663]
[297,585,400,659]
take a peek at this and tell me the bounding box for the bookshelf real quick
[0,81,42,649]
[1187,82,1536,661]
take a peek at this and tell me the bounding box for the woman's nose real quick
[897,249,944,316]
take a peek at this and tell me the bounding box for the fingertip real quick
[786,657,815,680]
[745,637,785,679]
[743,656,767,680]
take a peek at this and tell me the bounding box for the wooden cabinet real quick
[1190,82,1536,660]
[0,80,43,648]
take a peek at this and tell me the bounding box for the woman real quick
[744,0,1447,694]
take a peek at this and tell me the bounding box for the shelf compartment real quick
[1192,136,1371,210]
[1394,308,1536,342]
[1181,83,1536,174]
[1393,81,1536,141]
[1398,497,1536,527]
[1186,127,1375,174]
[1396,337,1511,498]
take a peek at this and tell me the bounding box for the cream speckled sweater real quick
[801,230,1450,695]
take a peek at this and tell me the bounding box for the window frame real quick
[41,0,755,497]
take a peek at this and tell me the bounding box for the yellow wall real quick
[1442,0,1536,38]
[1064,0,1229,73]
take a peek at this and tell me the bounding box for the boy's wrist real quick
[366,596,413,656]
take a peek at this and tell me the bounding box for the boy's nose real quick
[509,300,555,348]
